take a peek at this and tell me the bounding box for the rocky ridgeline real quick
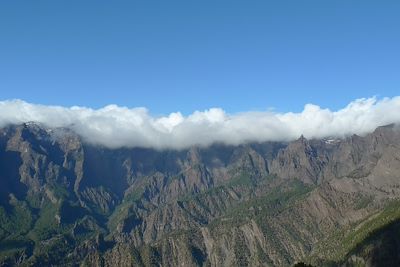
[0,123,400,266]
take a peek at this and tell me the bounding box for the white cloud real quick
[0,96,399,149]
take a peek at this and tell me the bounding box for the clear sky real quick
[0,1,399,115]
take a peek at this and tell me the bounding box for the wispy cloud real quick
[0,97,399,149]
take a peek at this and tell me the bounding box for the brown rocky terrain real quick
[0,123,400,266]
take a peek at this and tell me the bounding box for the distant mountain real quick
[0,123,400,266]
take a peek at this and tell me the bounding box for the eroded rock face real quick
[1,123,400,266]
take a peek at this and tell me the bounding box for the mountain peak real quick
[1,124,400,266]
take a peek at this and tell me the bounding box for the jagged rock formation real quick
[0,123,400,266]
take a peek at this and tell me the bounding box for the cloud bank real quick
[0,97,400,149]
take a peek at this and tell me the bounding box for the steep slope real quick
[0,123,399,266]
[343,217,400,267]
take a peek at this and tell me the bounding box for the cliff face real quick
[1,123,400,266]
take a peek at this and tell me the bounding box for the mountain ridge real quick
[0,123,400,266]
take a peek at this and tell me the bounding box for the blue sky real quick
[0,1,399,115]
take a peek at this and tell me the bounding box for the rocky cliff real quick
[0,123,400,266]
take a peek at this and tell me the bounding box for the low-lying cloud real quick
[0,97,400,149]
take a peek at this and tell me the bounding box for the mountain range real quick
[1,122,400,266]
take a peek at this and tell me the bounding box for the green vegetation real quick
[124,187,145,203]
[1,131,400,266]
[0,200,33,264]
[0,200,33,239]
[309,200,400,265]
[29,201,60,241]
[210,179,313,229]
[2,171,396,267]
[227,171,255,187]
[107,200,138,233]
[354,194,374,210]
[48,183,70,200]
